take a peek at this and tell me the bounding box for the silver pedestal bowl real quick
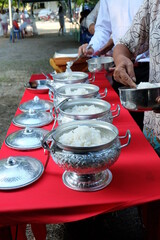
[42,120,131,191]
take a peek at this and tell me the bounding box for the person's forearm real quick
[99,38,114,55]
[113,44,133,65]
[113,44,136,88]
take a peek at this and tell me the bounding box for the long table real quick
[0,72,160,236]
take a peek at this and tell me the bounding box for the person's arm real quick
[86,1,100,35]
[78,0,111,56]
[89,0,111,53]
[113,0,150,87]
[113,44,136,88]
[98,37,114,55]
[88,23,95,35]
[78,43,94,56]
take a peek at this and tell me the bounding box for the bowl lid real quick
[5,128,48,150]
[0,156,44,190]
[19,96,54,112]
[12,109,53,127]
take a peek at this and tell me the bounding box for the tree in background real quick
[0,0,23,11]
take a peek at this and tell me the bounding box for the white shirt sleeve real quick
[89,0,112,53]
[86,1,100,29]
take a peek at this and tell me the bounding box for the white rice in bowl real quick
[65,88,89,95]
[65,105,103,115]
[137,82,160,89]
[58,125,114,147]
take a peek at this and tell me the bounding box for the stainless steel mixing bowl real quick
[119,86,160,111]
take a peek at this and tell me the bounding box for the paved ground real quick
[0,20,146,240]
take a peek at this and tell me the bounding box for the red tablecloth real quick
[0,72,160,226]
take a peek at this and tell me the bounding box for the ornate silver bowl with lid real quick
[42,120,131,191]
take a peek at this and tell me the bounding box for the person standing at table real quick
[113,0,160,156]
[78,0,149,131]
[0,10,4,37]
[0,9,8,37]
[58,5,65,36]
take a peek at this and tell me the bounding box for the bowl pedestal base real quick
[62,169,112,191]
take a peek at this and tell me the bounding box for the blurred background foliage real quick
[0,0,98,10]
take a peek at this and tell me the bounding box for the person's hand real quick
[153,96,160,113]
[88,23,95,35]
[78,43,94,56]
[156,96,160,104]
[113,56,137,88]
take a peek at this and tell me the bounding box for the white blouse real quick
[89,0,145,53]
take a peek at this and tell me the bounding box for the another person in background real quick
[78,0,149,131]
[86,1,100,35]
[79,9,92,44]
[58,5,64,36]
[13,8,20,29]
[113,0,160,156]
[13,8,24,38]
[0,9,8,37]
[78,0,147,58]
[0,10,4,37]
[20,10,31,36]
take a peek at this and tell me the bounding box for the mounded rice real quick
[58,125,113,147]
[137,82,160,89]
[65,88,89,95]
[65,105,103,114]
